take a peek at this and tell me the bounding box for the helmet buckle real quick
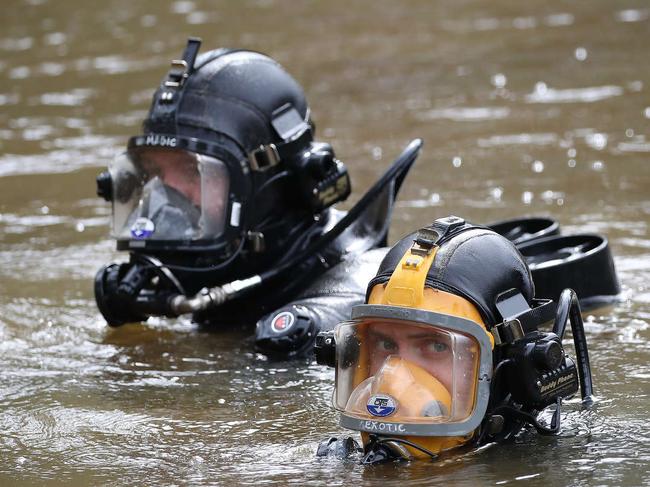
[165,59,189,88]
[162,37,202,91]
[249,144,280,171]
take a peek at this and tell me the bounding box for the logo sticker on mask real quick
[130,217,155,239]
[270,311,295,333]
[367,394,397,417]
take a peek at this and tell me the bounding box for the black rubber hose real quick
[259,138,423,283]
[554,288,594,404]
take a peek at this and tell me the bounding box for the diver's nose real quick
[254,305,319,357]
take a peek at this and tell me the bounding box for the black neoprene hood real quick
[368,225,535,325]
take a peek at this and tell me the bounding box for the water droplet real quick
[532,160,545,173]
[75,222,85,232]
[491,73,507,88]
[625,128,634,137]
[171,0,195,14]
[567,148,577,158]
[586,133,607,150]
[187,11,209,24]
[452,156,462,168]
[9,66,30,79]
[644,107,650,119]
[372,146,383,160]
[592,161,605,171]
[429,193,441,204]
[490,187,504,200]
[44,32,66,46]
[522,191,533,204]
[40,205,49,214]
[557,198,564,206]
[534,82,548,95]
[218,398,226,404]
[568,159,576,168]
[575,47,588,61]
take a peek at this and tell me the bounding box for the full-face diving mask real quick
[109,147,230,244]
[334,304,493,447]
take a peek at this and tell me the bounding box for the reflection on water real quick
[1,0,649,485]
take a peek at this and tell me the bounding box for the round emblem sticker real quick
[367,394,397,417]
[130,217,155,239]
[271,311,295,333]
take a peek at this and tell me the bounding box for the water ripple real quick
[526,83,624,103]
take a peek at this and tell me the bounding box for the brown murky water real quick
[1,0,649,485]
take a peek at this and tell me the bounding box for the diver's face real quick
[137,148,202,206]
[367,322,454,391]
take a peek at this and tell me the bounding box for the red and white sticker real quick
[271,311,295,333]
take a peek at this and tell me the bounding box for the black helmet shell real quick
[368,225,535,325]
[144,49,311,158]
[121,40,318,257]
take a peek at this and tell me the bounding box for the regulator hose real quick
[553,288,594,404]
[167,138,423,314]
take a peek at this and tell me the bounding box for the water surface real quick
[1,1,649,485]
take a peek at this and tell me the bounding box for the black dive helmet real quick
[95,38,352,325]
[316,217,594,462]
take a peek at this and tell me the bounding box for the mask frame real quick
[337,304,493,437]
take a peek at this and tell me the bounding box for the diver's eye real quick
[378,338,398,353]
[424,340,448,354]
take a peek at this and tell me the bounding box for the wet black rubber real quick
[488,216,560,245]
[517,234,620,310]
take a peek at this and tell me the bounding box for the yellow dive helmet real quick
[316,216,587,463]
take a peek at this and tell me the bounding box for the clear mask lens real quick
[334,319,481,424]
[109,148,230,241]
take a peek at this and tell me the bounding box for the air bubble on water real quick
[534,82,548,96]
[586,133,607,150]
[575,47,588,61]
[491,73,507,88]
[490,187,504,200]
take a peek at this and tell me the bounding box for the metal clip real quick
[410,227,440,257]
[492,318,524,345]
[164,60,189,88]
[247,231,266,253]
[248,144,280,171]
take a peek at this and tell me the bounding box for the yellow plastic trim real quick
[382,246,438,308]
